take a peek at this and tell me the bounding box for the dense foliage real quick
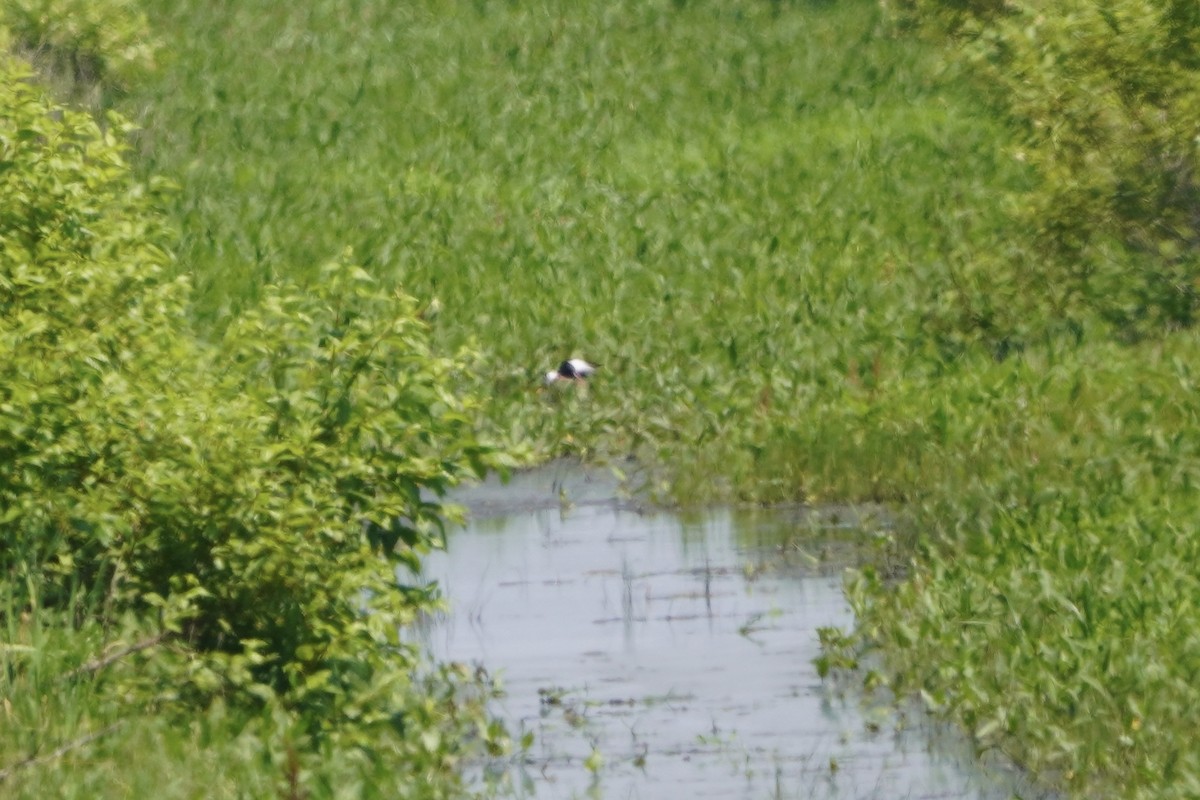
[895,0,1200,339]
[844,2,1200,797]
[822,336,1200,798]
[9,0,1200,797]
[0,51,509,797]
[1,0,158,95]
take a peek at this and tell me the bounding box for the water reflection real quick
[420,465,1046,799]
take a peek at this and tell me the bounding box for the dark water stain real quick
[419,464,1051,799]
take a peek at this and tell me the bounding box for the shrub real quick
[1,0,159,90]
[0,49,509,773]
[893,0,1200,338]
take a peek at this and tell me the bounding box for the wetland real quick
[425,465,1050,799]
[5,0,1200,795]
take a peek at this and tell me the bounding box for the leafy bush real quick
[1,0,159,91]
[144,260,506,731]
[893,0,1200,338]
[0,49,509,779]
[0,56,182,595]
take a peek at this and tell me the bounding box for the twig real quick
[62,633,170,681]
[0,723,123,783]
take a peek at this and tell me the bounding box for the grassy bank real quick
[6,0,1200,796]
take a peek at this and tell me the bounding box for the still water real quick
[421,464,1046,799]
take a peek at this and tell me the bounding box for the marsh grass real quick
[70,0,1200,795]
[129,0,1029,491]
[0,577,505,799]
[0,583,274,799]
[843,334,1200,798]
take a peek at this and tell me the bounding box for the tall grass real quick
[0,575,504,799]
[127,0,1027,494]
[0,582,280,799]
[843,334,1200,798]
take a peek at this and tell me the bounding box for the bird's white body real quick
[545,358,597,384]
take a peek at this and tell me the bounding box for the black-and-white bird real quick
[544,358,598,385]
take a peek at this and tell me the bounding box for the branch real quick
[62,632,170,681]
[0,723,123,783]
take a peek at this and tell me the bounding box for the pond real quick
[420,463,1050,799]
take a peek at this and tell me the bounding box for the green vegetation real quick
[128,0,1031,501]
[0,49,509,799]
[845,2,1200,796]
[896,0,1200,339]
[1,0,159,101]
[5,0,1200,796]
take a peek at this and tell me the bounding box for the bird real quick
[544,358,598,385]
